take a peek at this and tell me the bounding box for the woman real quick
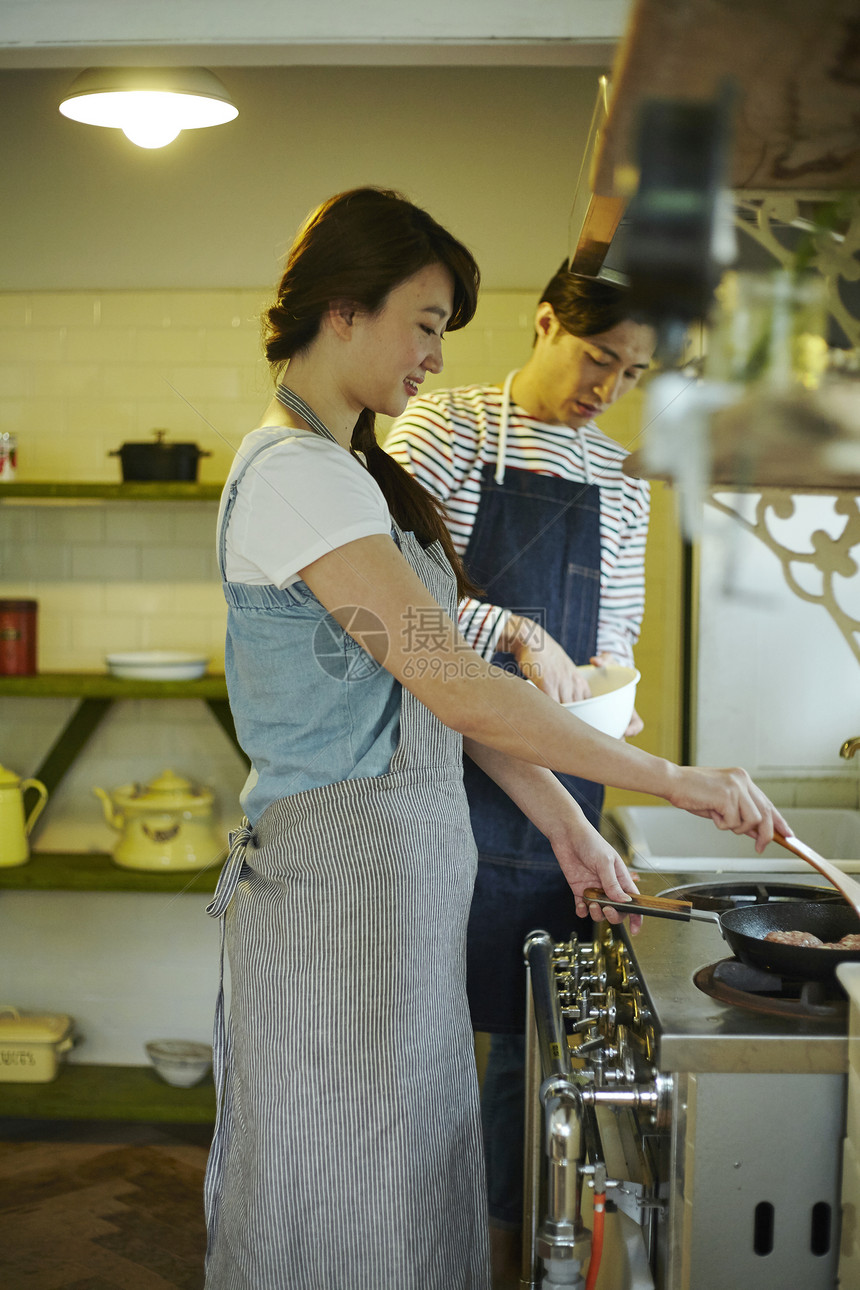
[206,187,786,1290]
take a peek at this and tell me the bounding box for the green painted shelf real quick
[0,672,228,699]
[0,852,223,893]
[0,482,222,501]
[0,675,243,885]
[0,1063,216,1123]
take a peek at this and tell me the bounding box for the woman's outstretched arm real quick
[299,533,789,851]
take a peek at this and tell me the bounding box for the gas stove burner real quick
[657,879,840,912]
[694,958,848,1020]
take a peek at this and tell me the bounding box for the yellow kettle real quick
[93,768,223,872]
[0,764,49,868]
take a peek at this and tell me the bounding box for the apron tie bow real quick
[207,819,254,919]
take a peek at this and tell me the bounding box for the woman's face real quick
[346,262,454,418]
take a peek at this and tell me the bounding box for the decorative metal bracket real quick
[701,197,860,664]
[708,489,860,665]
[734,194,860,349]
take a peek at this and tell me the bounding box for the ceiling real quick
[0,0,629,69]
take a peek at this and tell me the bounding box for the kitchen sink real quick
[603,805,860,873]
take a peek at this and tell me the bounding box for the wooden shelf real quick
[0,482,222,501]
[0,852,223,893]
[0,1062,216,1123]
[0,672,228,699]
[0,678,247,831]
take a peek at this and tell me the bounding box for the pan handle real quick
[583,888,721,926]
[585,887,692,922]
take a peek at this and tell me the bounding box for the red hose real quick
[585,1192,606,1290]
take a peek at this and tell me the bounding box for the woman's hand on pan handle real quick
[463,738,642,931]
[546,819,643,933]
[666,765,791,852]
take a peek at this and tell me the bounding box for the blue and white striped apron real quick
[204,414,489,1288]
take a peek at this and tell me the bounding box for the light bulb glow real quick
[122,118,182,150]
[59,73,238,149]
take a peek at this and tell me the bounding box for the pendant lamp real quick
[59,67,238,149]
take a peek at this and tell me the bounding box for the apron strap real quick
[206,820,253,1130]
[494,370,518,486]
[217,436,299,581]
[495,372,596,488]
[275,384,339,445]
[576,427,594,485]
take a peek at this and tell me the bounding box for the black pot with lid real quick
[110,429,211,482]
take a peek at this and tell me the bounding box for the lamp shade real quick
[59,67,238,149]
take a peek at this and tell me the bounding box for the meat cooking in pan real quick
[763,929,824,947]
[764,929,860,949]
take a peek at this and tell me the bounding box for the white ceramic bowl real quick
[562,664,640,739]
[106,651,209,680]
[145,1039,213,1087]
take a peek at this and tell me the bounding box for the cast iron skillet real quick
[584,888,860,981]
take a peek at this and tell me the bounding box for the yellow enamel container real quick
[0,1006,75,1082]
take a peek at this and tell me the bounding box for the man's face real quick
[532,306,656,428]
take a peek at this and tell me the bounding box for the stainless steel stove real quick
[521,868,849,1290]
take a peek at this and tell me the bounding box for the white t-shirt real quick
[221,427,392,588]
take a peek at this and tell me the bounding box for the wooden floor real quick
[0,1120,211,1290]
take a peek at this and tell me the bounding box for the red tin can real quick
[0,432,17,481]
[0,600,37,675]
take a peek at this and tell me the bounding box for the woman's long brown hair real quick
[263,187,483,601]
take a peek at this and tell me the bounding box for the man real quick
[386,264,657,1286]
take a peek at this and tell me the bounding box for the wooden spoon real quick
[774,831,860,920]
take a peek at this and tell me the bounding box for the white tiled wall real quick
[0,286,537,485]
[0,501,225,668]
[0,288,271,482]
[0,890,221,1066]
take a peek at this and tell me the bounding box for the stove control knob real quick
[611,988,636,1028]
[631,988,652,1028]
[616,1025,637,1084]
[585,950,607,989]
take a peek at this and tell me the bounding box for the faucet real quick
[840,736,860,760]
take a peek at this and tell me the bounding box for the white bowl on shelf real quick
[105,651,209,680]
[562,664,640,739]
[145,1039,213,1087]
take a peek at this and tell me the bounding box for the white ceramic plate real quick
[105,651,209,680]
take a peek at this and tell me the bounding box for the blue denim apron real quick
[464,375,603,1032]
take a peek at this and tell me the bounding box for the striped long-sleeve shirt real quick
[385,384,650,666]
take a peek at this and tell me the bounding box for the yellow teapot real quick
[93,769,223,872]
[0,764,49,868]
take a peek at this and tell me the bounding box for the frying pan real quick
[584,887,860,981]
